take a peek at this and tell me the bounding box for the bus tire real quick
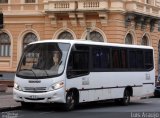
[120,89,130,106]
[63,91,76,111]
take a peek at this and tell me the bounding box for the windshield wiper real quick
[19,69,37,79]
[43,70,49,77]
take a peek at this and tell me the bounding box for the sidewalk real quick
[0,87,21,112]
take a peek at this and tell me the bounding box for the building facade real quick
[0,0,160,79]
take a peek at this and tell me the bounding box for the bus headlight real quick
[14,83,22,91]
[49,81,64,91]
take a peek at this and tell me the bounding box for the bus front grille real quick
[24,87,47,93]
[25,98,45,101]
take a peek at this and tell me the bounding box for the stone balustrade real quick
[0,0,160,17]
[44,0,108,12]
[44,0,76,12]
[78,0,108,11]
[126,1,160,17]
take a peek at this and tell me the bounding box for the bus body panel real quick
[142,69,155,95]
[65,70,155,103]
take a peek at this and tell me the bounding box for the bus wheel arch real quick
[67,88,79,104]
[64,88,79,111]
[125,86,133,96]
[121,86,133,105]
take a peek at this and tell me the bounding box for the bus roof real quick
[29,39,153,49]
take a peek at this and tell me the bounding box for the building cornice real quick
[3,11,45,17]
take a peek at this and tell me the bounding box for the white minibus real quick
[13,40,155,110]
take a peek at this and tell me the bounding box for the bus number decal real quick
[82,78,89,85]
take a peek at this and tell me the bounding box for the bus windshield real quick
[16,42,70,79]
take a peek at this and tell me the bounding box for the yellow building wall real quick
[0,0,160,78]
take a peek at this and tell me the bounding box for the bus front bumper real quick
[13,88,65,103]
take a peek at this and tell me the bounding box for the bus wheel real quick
[64,91,76,111]
[120,89,130,106]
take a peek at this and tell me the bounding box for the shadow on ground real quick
[18,100,149,112]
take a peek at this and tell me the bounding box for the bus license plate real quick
[29,95,38,99]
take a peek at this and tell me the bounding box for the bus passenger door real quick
[66,44,90,103]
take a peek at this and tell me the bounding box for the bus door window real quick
[67,45,89,78]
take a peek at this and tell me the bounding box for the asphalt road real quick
[1,98,160,118]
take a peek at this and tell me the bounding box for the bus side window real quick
[144,50,153,70]
[112,49,120,68]
[129,50,136,69]
[67,51,89,78]
[92,47,110,70]
[120,49,128,69]
[136,50,144,69]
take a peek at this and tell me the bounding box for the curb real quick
[0,84,7,92]
[140,94,154,99]
[0,106,21,112]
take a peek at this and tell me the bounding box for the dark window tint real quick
[129,50,136,68]
[67,45,89,78]
[136,50,144,69]
[112,49,128,69]
[120,49,128,68]
[112,49,120,68]
[128,49,153,70]
[92,47,110,69]
[144,50,153,69]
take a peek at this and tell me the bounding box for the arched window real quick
[141,35,149,46]
[23,32,38,49]
[125,33,133,44]
[0,33,10,57]
[58,31,73,39]
[86,31,104,42]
